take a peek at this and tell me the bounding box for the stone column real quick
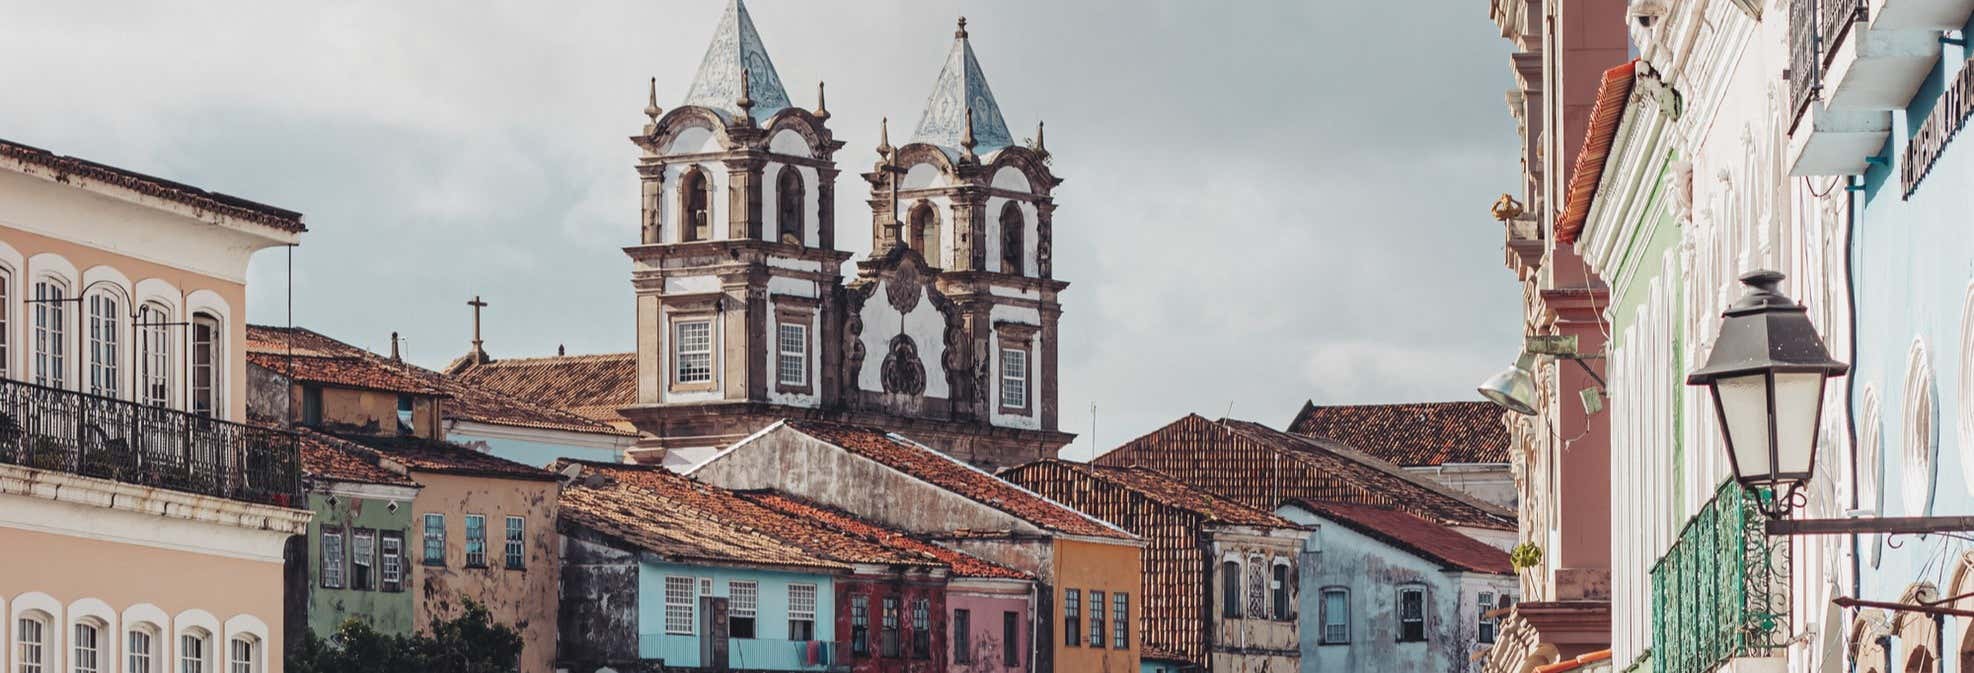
[726,156,765,241]
[1035,199,1057,279]
[817,167,839,250]
[638,162,666,244]
[949,187,987,271]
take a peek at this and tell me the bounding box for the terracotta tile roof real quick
[1557,60,1638,244]
[298,428,419,488]
[740,491,1032,580]
[1286,401,1511,466]
[1002,459,1296,528]
[337,433,559,482]
[451,352,637,430]
[559,461,964,573]
[1535,650,1613,673]
[246,325,633,437]
[999,458,1301,667]
[0,138,307,233]
[1094,415,1515,531]
[785,420,1136,540]
[246,352,447,396]
[1288,500,1513,575]
[558,461,851,572]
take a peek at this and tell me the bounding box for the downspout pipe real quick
[1845,174,1861,673]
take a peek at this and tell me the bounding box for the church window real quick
[675,320,713,384]
[909,202,940,262]
[681,169,712,242]
[999,347,1028,412]
[777,322,807,387]
[777,166,804,245]
[1000,202,1024,275]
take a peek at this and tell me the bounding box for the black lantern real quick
[1686,270,1849,516]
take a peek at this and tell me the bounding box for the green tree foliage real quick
[288,601,524,673]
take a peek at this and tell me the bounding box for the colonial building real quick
[1474,0,1625,669]
[999,459,1307,673]
[449,0,1071,472]
[1287,401,1516,512]
[687,420,1143,673]
[1093,415,1515,546]
[555,458,1032,673]
[294,429,421,641]
[245,326,569,672]
[1275,501,1515,673]
[0,138,312,673]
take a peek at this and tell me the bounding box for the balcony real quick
[0,378,302,508]
[1649,481,1790,673]
[1789,0,1974,175]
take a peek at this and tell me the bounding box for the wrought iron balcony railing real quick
[1649,480,1790,673]
[1789,0,1866,129]
[0,377,301,508]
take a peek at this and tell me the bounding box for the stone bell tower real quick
[862,17,1069,447]
[622,0,851,453]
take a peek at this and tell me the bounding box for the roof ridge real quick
[1058,460,1295,526]
[1217,419,1514,528]
[476,351,636,366]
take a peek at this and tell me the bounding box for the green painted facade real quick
[1602,149,1688,507]
[306,486,420,637]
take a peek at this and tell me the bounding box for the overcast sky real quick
[0,1,1525,460]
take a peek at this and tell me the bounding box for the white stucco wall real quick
[855,280,950,399]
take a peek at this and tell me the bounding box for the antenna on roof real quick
[1089,401,1097,461]
[1225,400,1235,419]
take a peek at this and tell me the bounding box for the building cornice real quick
[0,463,312,562]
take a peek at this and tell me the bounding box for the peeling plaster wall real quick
[408,472,560,673]
[305,490,417,638]
[557,528,641,668]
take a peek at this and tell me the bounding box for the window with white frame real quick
[191,313,220,417]
[228,636,256,673]
[729,580,759,639]
[664,576,696,635]
[381,532,404,591]
[321,528,346,589]
[911,597,931,658]
[1398,587,1427,642]
[32,279,66,389]
[504,516,525,569]
[352,528,375,591]
[180,630,210,673]
[464,515,487,567]
[74,619,103,673]
[137,301,170,406]
[999,347,1028,410]
[675,320,713,384]
[0,269,11,378]
[1478,592,1497,644]
[788,583,817,641]
[1272,561,1292,619]
[127,626,157,673]
[17,614,47,673]
[1246,556,1267,618]
[422,513,446,565]
[1319,587,1349,644]
[776,322,807,387]
[86,292,120,398]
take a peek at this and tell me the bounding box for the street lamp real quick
[1478,352,1538,416]
[1685,270,1848,518]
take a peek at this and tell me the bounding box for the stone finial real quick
[877,116,894,158]
[956,16,968,39]
[1032,120,1049,160]
[815,81,831,121]
[1490,193,1525,221]
[643,77,663,134]
[960,105,978,161]
[558,344,566,357]
[736,67,755,123]
[390,331,402,361]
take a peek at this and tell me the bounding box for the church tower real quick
[856,17,1069,462]
[623,0,850,456]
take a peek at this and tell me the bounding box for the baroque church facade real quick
[453,0,1070,471]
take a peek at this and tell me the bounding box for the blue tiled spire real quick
[911,17,1014,155]
[682,0,792,124]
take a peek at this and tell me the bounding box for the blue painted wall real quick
[1852,32,1974,668]
[447,430,621,470]
[637,561,838,670]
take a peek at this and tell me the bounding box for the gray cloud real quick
[0,0,1527,460]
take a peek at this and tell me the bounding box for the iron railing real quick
[0,377,301,508]
[1789,0,1866,131]
[1649,480,1790,673]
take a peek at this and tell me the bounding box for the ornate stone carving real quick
[880,334,926,395]
[887,262,923,313]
